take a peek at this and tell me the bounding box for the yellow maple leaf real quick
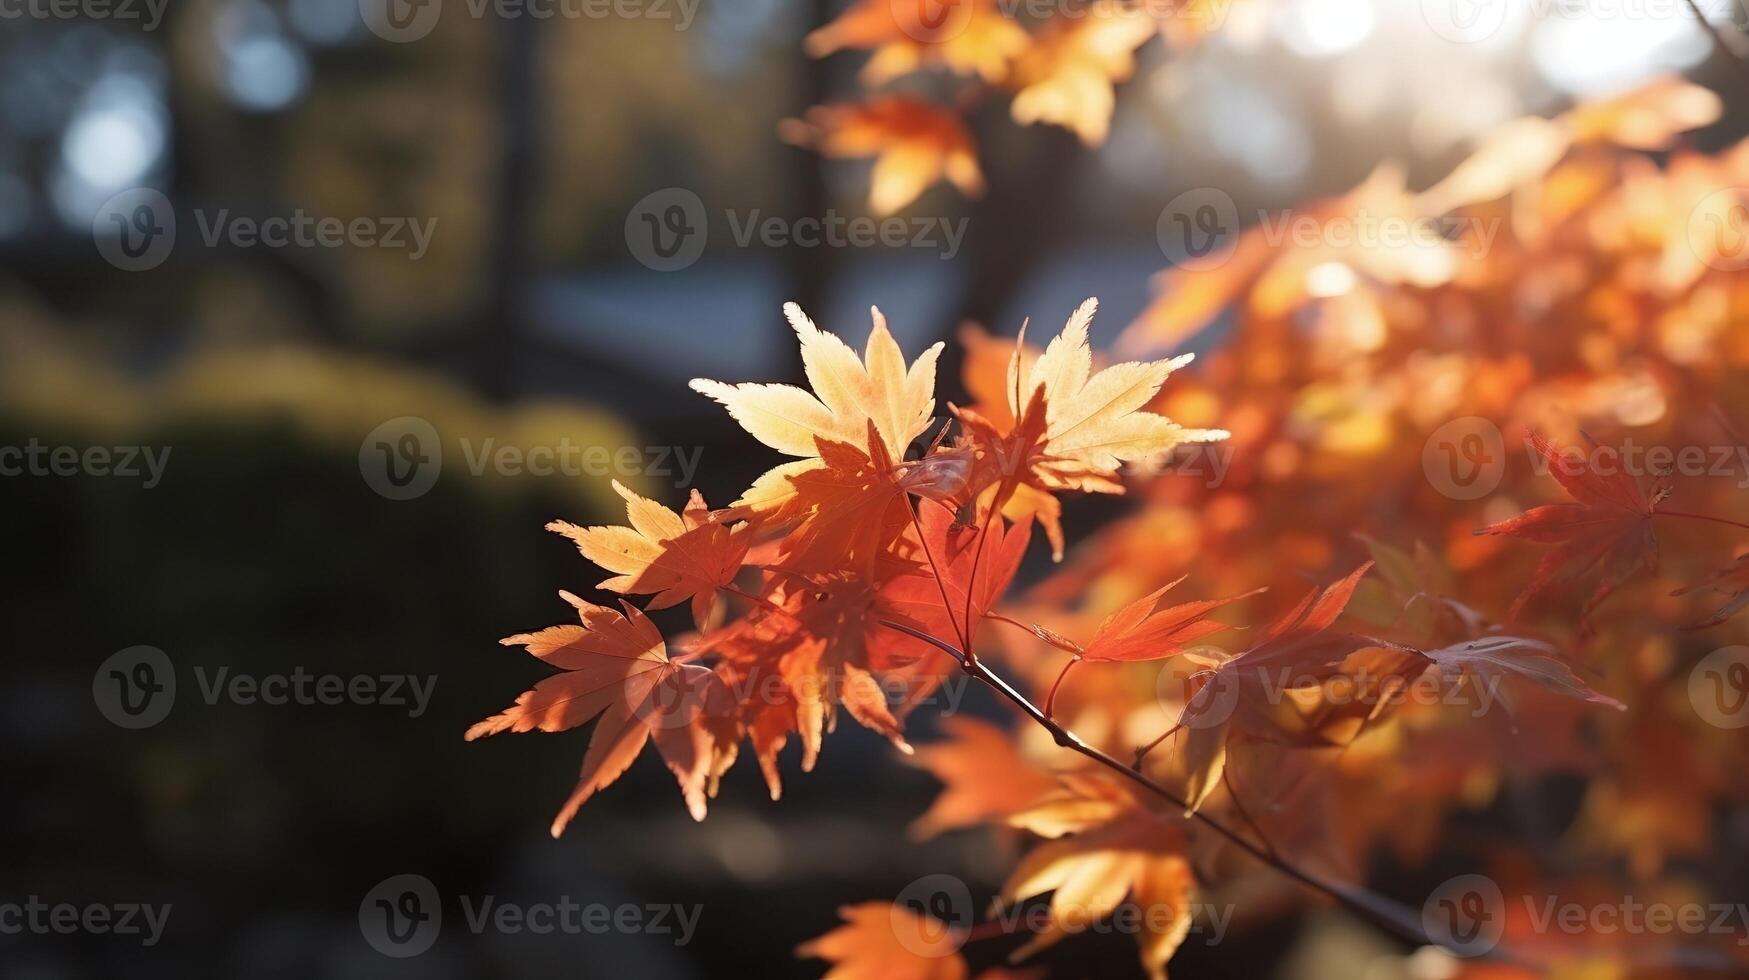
[1009,5,1158,147]
[958,298,1227,557]
[691,303,943,566]
[547,480,750,630]
[803,0,1028,85]
[1002,780,1198,980]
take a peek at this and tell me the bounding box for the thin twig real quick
[1656,509,1749,533]
[876,618,1456,953]
[1222,766,1281,862]
[1683,0,1749,88]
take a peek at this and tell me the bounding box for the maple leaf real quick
[802,0,1028,86]
[692,303,942,568]
[698,568,924,797]
[1008,4,1157,147]
[546,480,750,630]
[797,902,966,980]
[779,97,985,215]
[1346,534,1485,645]
[1071,576,1262,663]
[956,298,1227,559]
[797,904,1039,980]
[1168,561,1378,812]
[1121,165,1458,355]
[691,649,798,802]
[1001,779,1197,980]
[1421,635,1623,710]
[956,321,1041,433]
[879,499,1033,652]
[1475,432,1668,625]
[907,715,1059,839]
[1671,553,1749,629]
[467,592,720,833]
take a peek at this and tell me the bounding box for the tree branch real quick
[1684,0,1749,88]
[876,618,1471,957]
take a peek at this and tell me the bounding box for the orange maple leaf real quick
[1073,576,1262,663]
[466,592,720,833]
[1475,432,1668,625]
[697,567,928,796]
[1167,561,1378,812]
[879,500,1033,653]
[797,903,968,980]
[803,0,1027,85]
[547,480,750,630]
[907,715,1060,839]
[779,97,985,215]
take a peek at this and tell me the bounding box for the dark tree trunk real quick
[475,14,541,403]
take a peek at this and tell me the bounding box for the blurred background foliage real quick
[5,0,1749,977]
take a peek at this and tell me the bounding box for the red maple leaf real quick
[1475,432,1668,625]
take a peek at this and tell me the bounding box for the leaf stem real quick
[724,584,798,621]
[1043,655,1079,720]
[1655,510,1749,533]
[875,618,1465,957]
[903,498,970,652]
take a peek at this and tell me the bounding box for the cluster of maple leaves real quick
[476,1,1749,967]
[468,297,1238,833]
[468,281,1649,976]
[781,0,1228,214]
